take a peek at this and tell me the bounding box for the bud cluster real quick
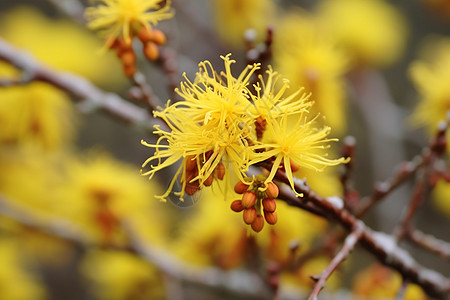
[179,153,226,196]
[109,27,167,77]
[231,176,279,232]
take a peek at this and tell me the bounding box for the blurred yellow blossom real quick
[0,66,75,152]
[85,0,173,47]
[352,264,426,299]
[431,180,450,218]
[0,6,124,87]
[318,0,407,68]
[0,240,47,300]
[61,152,168,247]
[80,249,164,300]
[172,188,248,269]
[210,0,276,47]
[273,11,349,134]
[409,37,450,134]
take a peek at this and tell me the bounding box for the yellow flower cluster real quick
[85,0,173,47]
[141,54,348,202]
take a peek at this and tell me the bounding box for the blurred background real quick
[0,0,450,299]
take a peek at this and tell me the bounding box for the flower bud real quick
[185,156,196,172]
[262,198,276,213]
[185,181,199,195]
[241,191,256,208]
[251,215,264,232]
[264,210,277,225]
[230,200,244,212]
[123,63,136,77]
[243,208,257,224]
[120,50,136,66]
[143,42,159,61]
[203,174,214,186]
[234,181,250,194]
[151,29,167,45]
[137,27,154,43]
[215,162,225,180]
[265,182,279,199]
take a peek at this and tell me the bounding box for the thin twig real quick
[395,277,409,300]
[307,221,364,300]
[406,228,450,261]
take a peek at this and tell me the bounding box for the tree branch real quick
[308,221,364,300]
[0,38,161,131]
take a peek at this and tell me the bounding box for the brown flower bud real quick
[251,215,264,232]
[123,63,136,77]
[230,200,244,212]
[234,181,250,194]
[264,210,277,225]
[137,27,154,43]
[143,42,159,61]
[203,174,214,186]
[151,29,167,45]
[185,156,196,172]
[241,191,256,208]
[243,208,257,224]
[185,181,199,196]
[120,50,136,66]
[215,162,225,180]
[265,182,279,199]
[262,198,276,213]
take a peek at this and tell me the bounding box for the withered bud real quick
[265,182,279,199]
[243,208,257,224]
[242,191,256,208]
[230,200,244,212]
[262,198,276,212]
[143,42,159,61]
[264,210,277,225]
[234,181,250,194]
[251,215,264,232]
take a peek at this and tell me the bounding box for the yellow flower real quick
[431,180,450,218]
[273,10,348,134]
[250,113,349,196]
[0,240,47,300]
[210,0,277,47]
[318,0,407,68]
[352,264,427,299]
[142,55,259,201]
[61,152,167,247]
[0,6,124,88]
[85,0,174,46]
[80,249,164,300]
[141,54,347,202]
[0,71,75,152]
[409,37,450,134]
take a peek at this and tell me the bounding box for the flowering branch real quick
[274,170,450,298]
[0,38,161,131]
[307,221,364,300]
